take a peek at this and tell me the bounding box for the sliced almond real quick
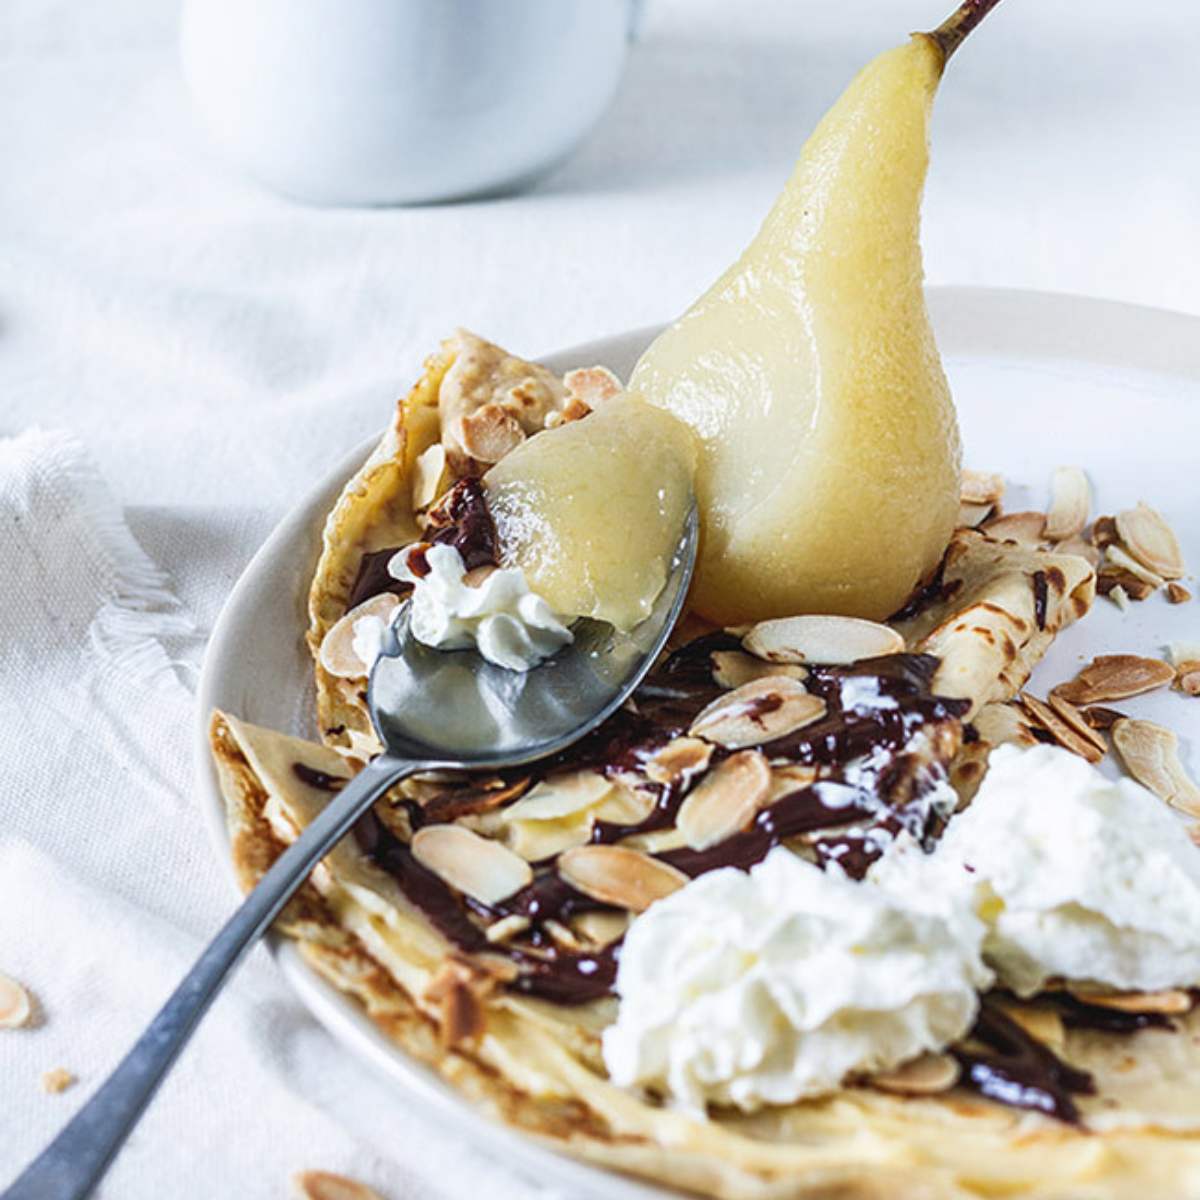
[689,676,826,750]
[1068,987,1193,1016]
[502,771,612,823]
[870,1053,960,1096]
[422,954,504,1046]
[1082,705,1125,731]
[0,973,31,1029]
[742,615,904,666]
[1055,536,1100,568]
[1097,567,1155,602]
[411,442,449,511]
[1089,515,1119,548]
[557,845,687,912]
[1105,543,1166,590]
[318,593,401,679]
[1028,692,1107,761]
[1167,582,1193,605]
[711,649,807,690]
[40,1068,74,1095]
[293,1173,385,1200]
[958,500,995,529]
[994,1001,1066,1052]
[1177,667,1200,698]
[411,824,532,904]
[1020,692,1103,763]
[484,914,530,944]
[677,750,770,851]
[645,737,713,785]
[1052,654,1176,705]
[571,910,630,948]
[1044,466,1089,541]
[563,365,623,407]
[982,511,1046,547]
[458,403,525,464]
[960,470,1005,506]
[1108,583,1131,612]
[1112,718,1200,816]
[1116,503,1185,580]
[767,763,820,801]
[593,781,656,825]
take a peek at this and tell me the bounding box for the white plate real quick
[194,287,1200,1199]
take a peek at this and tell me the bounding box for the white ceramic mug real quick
[180,0,638,206]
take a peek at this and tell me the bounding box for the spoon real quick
[4,505,698,1200]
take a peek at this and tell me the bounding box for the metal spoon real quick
[5,506,698,1200]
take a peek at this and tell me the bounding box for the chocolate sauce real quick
[357,813,619,1004]
[952,1001,1095,1125]
[662,784,874,877]
[292,763,346,792]
[345,477,499,608]
[888,557,961,623]
[347,547,405,609]
[1032,569,1048,631]
[1052,993,1176,1034]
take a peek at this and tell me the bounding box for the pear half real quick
[483,396,696,631]
[630,29,971,625]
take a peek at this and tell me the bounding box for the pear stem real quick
[925,0,1004,63]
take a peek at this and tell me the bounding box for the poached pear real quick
[483,395,696,630]
[630,0,1002,624]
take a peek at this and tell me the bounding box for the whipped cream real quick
[603,847,989,1112]
[875,744,1200,996]
[387,542,572,672]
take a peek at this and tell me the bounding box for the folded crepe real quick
[211,336,1200,1199]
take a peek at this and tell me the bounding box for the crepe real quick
[211,336,1200,1198]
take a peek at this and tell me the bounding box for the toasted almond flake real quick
[711,649,807,690]
[411,824,532,904]
[960,470,1005,506]
[0,973,31,1029]
[995,1002,1066,1051]
[1068,987,1193,1016]
[645,737,713,785]
[40,1068,74,1095]
[1112,718,1200,816]
[501,771,612,823]
[1046,692,1109,758]
[557,845,687,912]
[1097,567,1155,602]
[677,750,771,851]
[294,1172,386,1200]
[484,914,530,944]
[318,593,401,679]
[411,443,449,511]
[423,954,503,1046]
[742,615,904,666]
[1055,536,1100,568]
[458,403,525,463]
[1044,467,1090,541]
[543,919,585,951]
[1116,503,1185,580]
[1020,693,1105,764]
[616,826,689,855]
[593,781,656,825]
[1089,515,1119,548]
[563,365,623,407]
[571,910,631,947]
[957,500,995,529]
[767,764,820,800]
[869,1053,960,1095]
[982,511,1046,547]
[689,676,826,750]
[1052,654,1176,705]
[1083,705,1125,731]
[1168,582,1193,605]
[1105,543,1166,589]
[1108,583,1131,612]
[1178,669,1200,697]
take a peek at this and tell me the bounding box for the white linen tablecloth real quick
[3,0,1200,1196]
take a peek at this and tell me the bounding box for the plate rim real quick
[192,285,1200,1198]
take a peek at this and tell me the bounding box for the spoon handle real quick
[3,754,423,1200]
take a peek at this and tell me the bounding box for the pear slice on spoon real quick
[631,0,1004,625]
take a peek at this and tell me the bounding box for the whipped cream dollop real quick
[603,847,990,1112]
[383,542,572,672]
[874,744,1200,996]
